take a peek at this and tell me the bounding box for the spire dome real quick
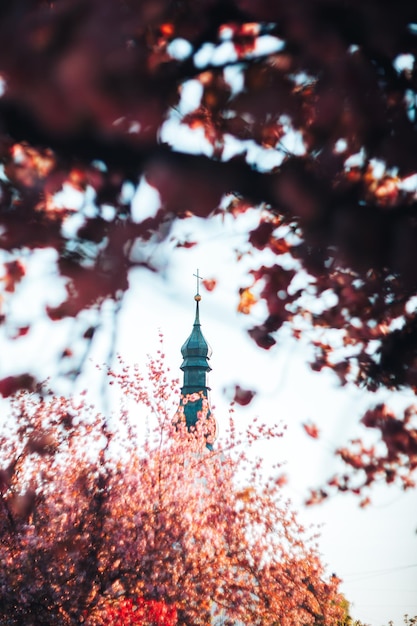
[180,297,212,369]
[180,272,212,385]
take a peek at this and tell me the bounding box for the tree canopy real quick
[0,0,417,494]
[0,351,345,625]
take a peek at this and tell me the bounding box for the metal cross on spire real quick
[193,269,203,297]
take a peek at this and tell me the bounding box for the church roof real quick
[180,295,212,372]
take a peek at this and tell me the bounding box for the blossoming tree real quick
[0,350,344,625]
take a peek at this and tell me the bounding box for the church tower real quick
[177,270,216,449]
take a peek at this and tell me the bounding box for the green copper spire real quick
[180,270,212,399]
[179,270,216,448]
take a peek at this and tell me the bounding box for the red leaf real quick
[248,221,275,250]
[83,326,96,339]
[202,278,217,292]
[176,241,197,249]
[233,385,256,406]
[248,325,276,349]
[3,260,25,293]
[303,422,320,439]
[0,374,36,397]
[11,326,30,338]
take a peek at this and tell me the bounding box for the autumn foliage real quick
[319,403,417,506]
[0,350,344,625]
[1,1,417,496]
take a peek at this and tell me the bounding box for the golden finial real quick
[193,269,203,301]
